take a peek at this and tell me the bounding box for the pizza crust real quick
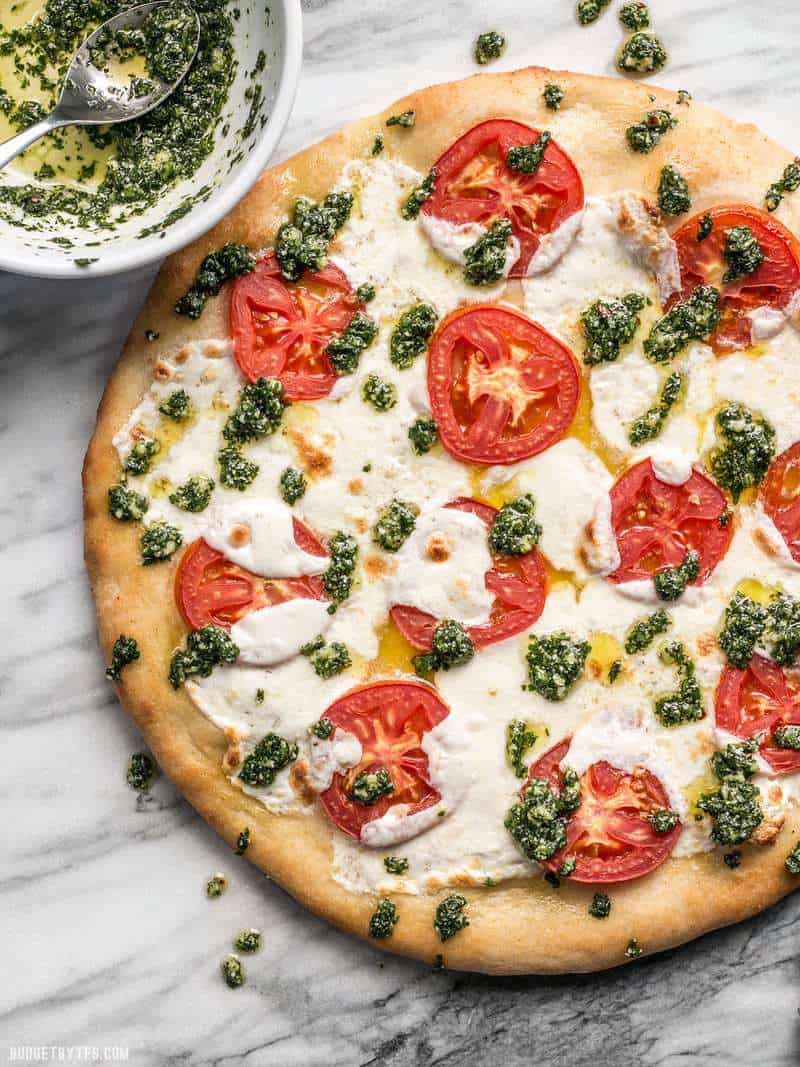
[84,66,800,974]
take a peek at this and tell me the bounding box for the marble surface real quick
[3,0,800,1062]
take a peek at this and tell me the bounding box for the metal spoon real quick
[0,2,200,173]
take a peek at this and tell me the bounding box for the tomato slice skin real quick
[318,681,449,840]
[428,304,580,465]
[175,519,328,630]
[421,119,584,278]
[608,459,732,585]
[229,252,363,400]
[390,496,546,651]
[671,205,800,353]
[761,442,800,565]
[527,738,682,884]
[715,655,800,773]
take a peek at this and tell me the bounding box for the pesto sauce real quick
[0,0,236,230]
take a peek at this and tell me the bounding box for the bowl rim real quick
[0,0,303,280]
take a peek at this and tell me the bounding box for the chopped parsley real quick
[402,167,438,220]
[233,929,261,953]
[524,632,590,701]
[239,733,299,789]
[474,30,506,65]
[322,531,358,605]
[369,899,399,939]
[159,389,193,421]
[371,135,384,157]
[175,244,255,319]
[506,719,538,778]
[506,132,551,175]
[785,842,800,874]
[390,303,438,369]
[301,639,352,679]
[408,415,438,455]
[124,436,160,476]
[628,370,683,446]
[223,378,286,443]
[648,809,679,833]
[413,620,475,676]
[589,893,611,919]
[372,499,418,552]
[126,752,156,792]
[698,739,764,847]
[643,285,720,363]
[140,520,182,565]
[722,225,765,284]
[657,165,691,216]
[279,467,307,505]
[386,111,415,128]
[505,768,581,861]
[168,625,239,688]
[488,495,542,555]
[718,592,768,668]
[206,873,227,898]
[581,292,646,364]
[235,828,250,855]
[765,158,800,213]
[169,474,214,513]
[543,83,565,110]
[576,0,611,25]
[463,218,514,286]
[275,192,353,281]
[362,374,397,412]
[350,768,394,805]
[310,717,334,739]
[709,402,776,501]
[625,609,671,654]
[384,856,409,875]
[653,549,699,602]
[626,109,677,154]
[697,213,713,241]
[108,483,149,522]
[654,640,703,727]
[220,955,244,989]
[617,31,668,75]
[433,894,469,942]
[106,635,140,681]
[619,1,649,30]
[356,283,376,303]
[325,312,379,375]
[218,445,258,490]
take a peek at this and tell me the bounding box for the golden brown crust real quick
[84,66,800,974]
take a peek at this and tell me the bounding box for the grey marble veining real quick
[2,1,800,1063]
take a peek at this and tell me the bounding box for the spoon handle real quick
[0,115,63,173]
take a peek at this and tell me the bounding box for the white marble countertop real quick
[3,0,800,1062]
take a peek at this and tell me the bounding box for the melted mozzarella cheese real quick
[230,598,332,666]
[202,499,327,578]
[388,508,494,624]
[483,438,613,577]
[526,210,585,276]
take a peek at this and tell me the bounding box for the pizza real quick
[84,67,800,974]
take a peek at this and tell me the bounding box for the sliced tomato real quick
[319,681,449,839]
[390,497,546,651]
[174,519,328,630]
[428,304,579,465]
[671,205,800,353]
[761,442,800,564]
[716,655,800,774]
[229,252,363,400]
[608,459,732,585]
[527,738,681,884]
[421,119,584,278]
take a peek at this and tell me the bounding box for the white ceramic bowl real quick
[0,0,302,279]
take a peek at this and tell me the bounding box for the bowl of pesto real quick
[0,0,302,277]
